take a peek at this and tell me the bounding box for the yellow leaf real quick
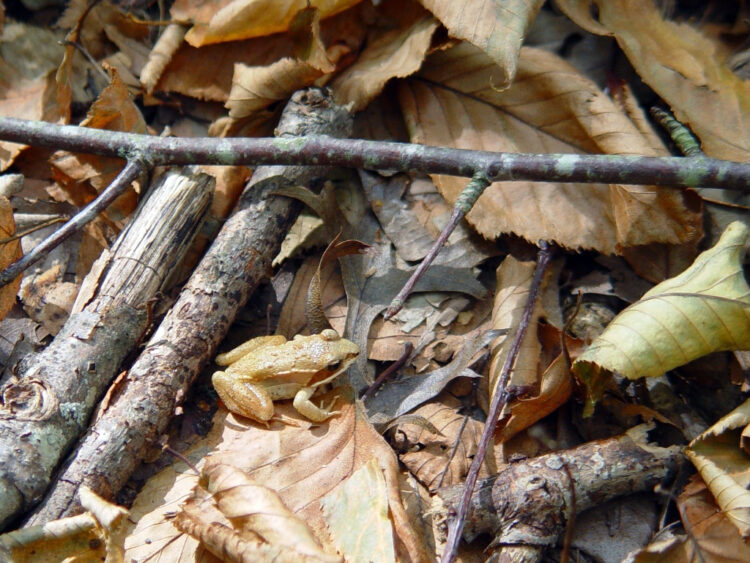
[573,221,750,414]
[321,458,395,563]
[686,398,750,538]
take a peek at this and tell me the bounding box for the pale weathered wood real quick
[25,88,354,525]
[0,167,214,529]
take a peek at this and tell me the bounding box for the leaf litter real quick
[1,1,750,562]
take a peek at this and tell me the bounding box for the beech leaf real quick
[573,221,750,415]
[321,458,395,563]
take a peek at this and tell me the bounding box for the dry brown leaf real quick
[418,0,545,88]
[489,256,545,395]
[156,4,371,103]
[193,461,341,561]
[140,23,188,94]
[227,58,325,118]
[287,6,337,73]
[396,395,493,491]
[556,0,750,162]
[331,16,439,111]
[123,458,203,561]
[399,42,701,253]
[50,67,146,222]
[0,23,64,170]
[0,196,22,321]
[174,0,362,47]
[669,476,750,562]
[495,324,575,443]
[126,402,429,561]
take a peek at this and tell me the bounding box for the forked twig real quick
[0,157,148,286]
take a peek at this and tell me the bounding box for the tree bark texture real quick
[0,167,214,530]
[434,424,684,562]
[24,88,354,525]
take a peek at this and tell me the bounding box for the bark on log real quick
[0,167,214,529]
[434,424,684,562]
[25,88,353,525]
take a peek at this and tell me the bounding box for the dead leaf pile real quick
[1,1,750,562]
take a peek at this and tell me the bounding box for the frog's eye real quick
[326,360,341,372]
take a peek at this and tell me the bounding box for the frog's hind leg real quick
[212,371,275,422]
[293,387,340,422]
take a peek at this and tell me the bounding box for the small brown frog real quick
[212,329,359,423]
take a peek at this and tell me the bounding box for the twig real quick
[384,172,490,318]
[0,117,748,190]
[440,241,555,562]
[360,342,413,401]
[435,424,684,561]
[0,157,147,286]
[0,216,67,245]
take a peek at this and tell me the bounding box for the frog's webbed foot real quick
[293,387,340,422]
[212,371,275,423]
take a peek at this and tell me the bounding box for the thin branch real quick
[440,242,555,562]
[1,117,749,190]
[0,158,147,287]
[385,172,491,318]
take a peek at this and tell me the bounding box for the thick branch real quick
[1,117,749,191]
[0,168,213,530]
[435,425,684,562]
[23,89,354,525]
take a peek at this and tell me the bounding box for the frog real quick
[212,328,360,423]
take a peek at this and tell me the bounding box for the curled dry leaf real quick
[573,221,750,415]
[399,42,701,253]
[191,460,342,561]
[556,0,750,162]
[0,486,128,562]
[488,256,574,443]
[140,23,188,94]
[125,400,430,562]
[686,397,750,538]
[331,16,439,111]
[227,58,325,117]
[419,0,545,88]
[176,0,362,47]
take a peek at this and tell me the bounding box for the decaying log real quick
[434,424,684,562]
[25,88,354,525]
[0,168,214,529]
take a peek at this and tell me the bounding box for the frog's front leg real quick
[212,371,275,422]
[293,387,339,422]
